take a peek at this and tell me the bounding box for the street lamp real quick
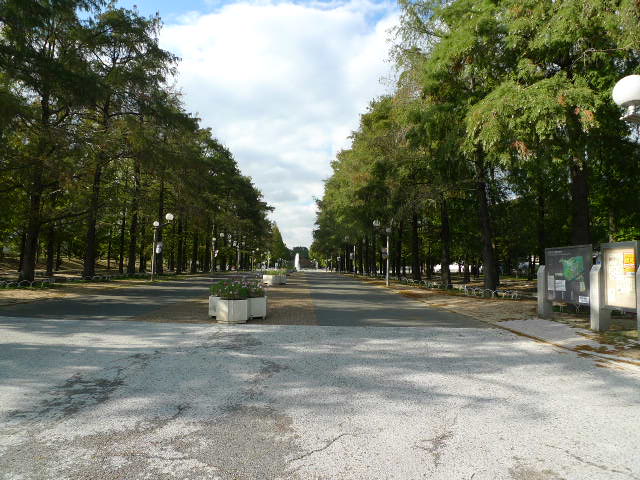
[151,212,174,281]
[344,235,355,274]
[373,219,391,287]
[613,75,640,123]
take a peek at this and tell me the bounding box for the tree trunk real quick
[46,225,55,277]
[126,162,141,274]
[18,231,26,274]
[19,168,44,282]
[190,231,198,273]
[219,233,226,272]
[371,232,377,275]
[204,219,212,272]
[106,228,112,271]
[82,163,103,278]
[168,222,175,272]
[569,158,591,245]
[536,182,546,265]
[139,219,147,273]
[212,224,218,272]
[176,217,184,274]
[475,151,499,290]
[156,177,165,274]
[181,225,188,272]
[411,211,421,281]
[396,221,403,279]
[364,236,369,275]
[55,241,62,271]
[440,196,451,288]
[463,257,470,283]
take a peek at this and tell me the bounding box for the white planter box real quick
[262,274,286,286]
[208,296,220,317]
[217,299,248,323]
[249,296,267,319]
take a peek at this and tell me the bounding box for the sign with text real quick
[545,245,593,305]
[602,241,638,310]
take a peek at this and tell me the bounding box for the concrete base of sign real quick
[537,265,552,319]
[590,264,611,331]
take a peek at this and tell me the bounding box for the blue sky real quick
[116,0,398,248]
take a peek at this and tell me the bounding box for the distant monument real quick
[294,253,300,271]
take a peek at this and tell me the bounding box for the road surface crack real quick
[288,432,360,462]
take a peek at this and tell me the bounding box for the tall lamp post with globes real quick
[373,219,391,287]
[151,213,174,281]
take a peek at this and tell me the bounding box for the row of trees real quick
[0,0,277,281]
[311,0,640,289]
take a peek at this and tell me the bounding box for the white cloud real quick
[161,0,398,247]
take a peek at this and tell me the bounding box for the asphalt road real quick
[1,272,639,479]
[308,272,487,328]
[0,275,223,321]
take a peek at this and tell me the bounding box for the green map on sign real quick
[560,256,584,281]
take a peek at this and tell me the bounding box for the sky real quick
[118,0,399,248]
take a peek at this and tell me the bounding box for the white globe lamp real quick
[165,212,174,221]
[612,75,640,123]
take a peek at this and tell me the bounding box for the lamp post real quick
[344,235,355,274]
[232,240,238,271]
[609,77,640,332]
[151,212,174,281]
[373,220,391,287]
[219,232,225,271]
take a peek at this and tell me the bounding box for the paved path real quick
[307,272,487,328]
[1,272,639,479]
[0,276,222,321]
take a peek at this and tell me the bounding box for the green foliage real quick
[210,280,249,300]
[264,269,287,275]
[269,224,290,262]
[314,0,640,280]
[0,1,272,280]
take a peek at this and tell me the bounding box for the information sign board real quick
[602,241,638,310]
[545,245,592,305]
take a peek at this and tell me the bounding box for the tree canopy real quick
[0,0,274,279]
[312,0,640,289]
